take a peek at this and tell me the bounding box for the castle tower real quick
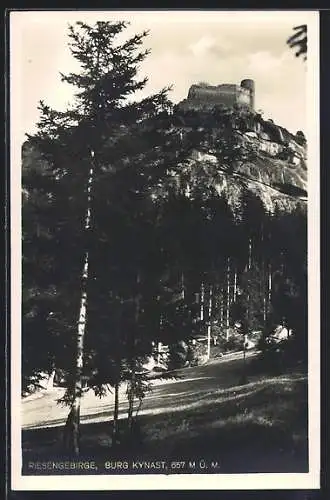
[240,79,255,110]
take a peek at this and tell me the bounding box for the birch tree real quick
[27,20,178,455]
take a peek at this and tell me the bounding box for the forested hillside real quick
[21,20,307,457]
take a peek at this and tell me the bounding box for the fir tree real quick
[24,20,179,455]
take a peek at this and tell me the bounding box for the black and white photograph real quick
[10,9,320,490]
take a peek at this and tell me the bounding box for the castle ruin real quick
[178,79,255,112]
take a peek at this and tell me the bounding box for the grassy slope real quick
[136,370,308,472]
[22,367,308,473]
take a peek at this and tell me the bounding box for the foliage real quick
[168,340,189,369]
[23,21,176,392]
[287,25,307,61]
[295,130,306,146]
[224,331,245,352]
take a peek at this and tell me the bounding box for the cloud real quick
[12,11,311,140]
[248,51,283,73]
[188,36,217,57]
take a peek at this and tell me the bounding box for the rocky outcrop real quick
[174,81,307,212]
[233,154,307,197]
[189,149,307,214]
[22,105,308,216]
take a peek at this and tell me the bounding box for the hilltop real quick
[168,79,307,213]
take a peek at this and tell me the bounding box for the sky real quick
[11,10,317,145]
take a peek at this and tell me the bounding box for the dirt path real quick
[22,351,257,430]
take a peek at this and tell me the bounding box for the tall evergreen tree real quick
[23,20,214,453]
[24,20,181,455]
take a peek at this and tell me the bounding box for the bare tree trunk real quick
[267,262,272,317]
[263,294,267,325]
[127,374,135,431]
[206,284,213,360]
[181,271,185,300]
[127,272,141,432]
[46,369,56,391]
[220,287,224,330]
[112,379,120,446]
[157,340,162,366]
[157,311,163,366]
[263,260,268,325]
[63,251,89,456]
[280,251,285,275]
[246,238,252,332]
[63,159,94,457]
[266,228,272,320]
[242,332,248,384]
[226,258,230,341]
[233,267,237,304]
[200,281,205,322]
[261,223,267,326]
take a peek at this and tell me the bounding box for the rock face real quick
[191,150,307,215]
[172,83,307,213]
[176,80,307,209]
[22,96,307,215]
[236,154,307,197]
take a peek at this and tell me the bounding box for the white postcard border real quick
[10,9,320,491]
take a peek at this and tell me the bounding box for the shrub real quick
[216,327,244,352]
[255,321,307,375]
[224,334,244,352]
[168,340,189,369]
[187,341,207,366]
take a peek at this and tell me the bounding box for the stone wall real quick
[236,87,251,107]
[180,81,254,111]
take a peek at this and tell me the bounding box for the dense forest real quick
[21,21,307,456]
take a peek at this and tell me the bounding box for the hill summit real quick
[170,80,307,213]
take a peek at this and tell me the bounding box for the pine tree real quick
[22,142,80,393]
[25,20,186,455]
[287,25,307,61]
